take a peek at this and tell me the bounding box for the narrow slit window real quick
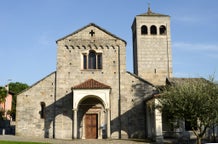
[97,54,102,69]
[83,54,87,69]
[40,102,46,119]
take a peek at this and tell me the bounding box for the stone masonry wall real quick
[16,23,156,140]
[16,72,56,138]
[133,16,172,85]
[55,24,126,139]
[119,72,155,138]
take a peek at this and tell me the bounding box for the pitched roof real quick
[56,23,126,45]
[126,71,155,86]
[72,79,111,89]
[166,77,209,86]
[137,7,169,17]
[16,71,56,96]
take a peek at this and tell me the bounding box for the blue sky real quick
[0,0,218,86]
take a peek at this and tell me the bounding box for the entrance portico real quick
[72,79,111,139]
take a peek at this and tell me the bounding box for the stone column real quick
[106,108,111,138]
[146,103,152,138]
[73,109,77,139]
[154,99,163,143]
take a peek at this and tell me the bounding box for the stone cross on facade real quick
[89,30,95,37]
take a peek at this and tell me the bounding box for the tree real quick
[0,87,7,119]
[8,82,29,120]
[158,77,218,144]
[0,86,7,103]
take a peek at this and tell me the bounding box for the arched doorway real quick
[78,96,106,139]
[72,79,111,139]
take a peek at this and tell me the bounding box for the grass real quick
[0,141,49,144]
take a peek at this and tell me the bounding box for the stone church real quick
[16,7,172,141]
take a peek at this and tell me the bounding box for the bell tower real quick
[132,7,172,85]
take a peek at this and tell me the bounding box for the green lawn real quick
[0,141,49,144]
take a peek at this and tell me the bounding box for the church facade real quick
[16,8,172,141]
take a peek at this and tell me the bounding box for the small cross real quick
[147,3,152,14]
[89,30,95,37]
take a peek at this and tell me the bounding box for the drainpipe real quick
[53,71,57,138]
[166,24,170,78]
[118,45,121,139]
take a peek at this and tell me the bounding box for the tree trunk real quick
[212,124,216,142]
[196,136,202,144]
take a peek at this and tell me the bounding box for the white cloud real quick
[173,42,218,52]
[173,72,204,78]
[174,16,200,23]
[206,53,218,59]
[173,72,191,78]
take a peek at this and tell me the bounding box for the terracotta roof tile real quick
[72,79,111,89]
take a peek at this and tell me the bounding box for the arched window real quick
[83,54,87,69]
[150,25,157,35]
[97,54,102,69]
[160,25,167,35]
[40,102,46,119]
[141,25,148,35]
[83,50,102,70]
[89,50,96,69]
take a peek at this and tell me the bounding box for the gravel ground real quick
[0,135,151,144]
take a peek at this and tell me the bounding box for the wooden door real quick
[85,114,98,139]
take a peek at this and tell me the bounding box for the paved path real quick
[0,135,152,144]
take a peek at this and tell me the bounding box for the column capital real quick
[106,108,110,111]
[73,108,78,111]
